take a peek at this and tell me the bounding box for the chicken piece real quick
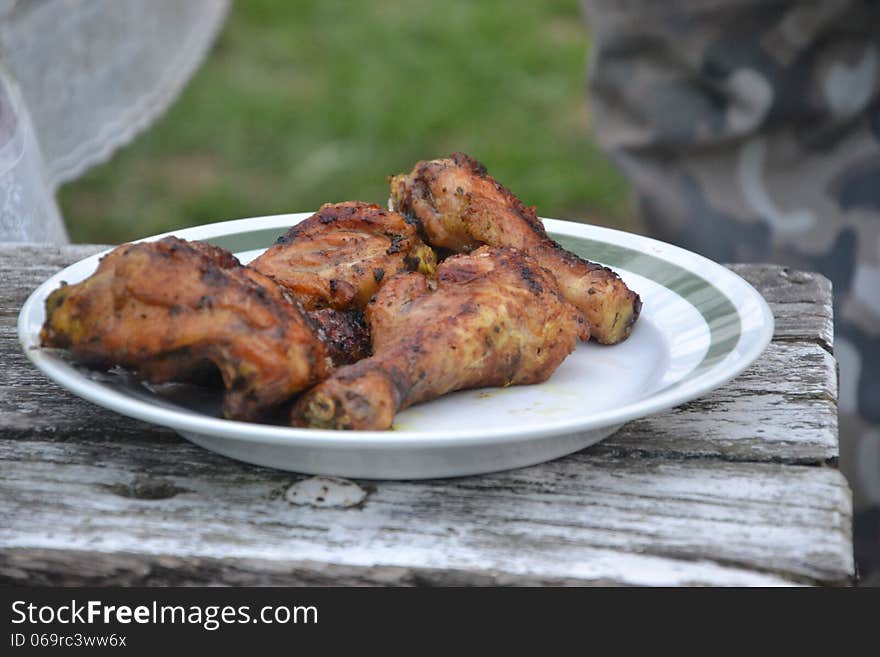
[307,308,371,365]
[250,201,437,311]
[389,152,642,344]
[291,246,588,430]
[40,237,331,421]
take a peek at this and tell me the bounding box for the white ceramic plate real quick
[18,215,774,479]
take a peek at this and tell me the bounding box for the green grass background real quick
[59,0,633,244]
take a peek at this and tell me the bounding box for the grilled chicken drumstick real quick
[389,152,641,344]
[291,246,588,430]
[40,237,332,421]
[250,201,436,311]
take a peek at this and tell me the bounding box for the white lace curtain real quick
[0,0,229,243]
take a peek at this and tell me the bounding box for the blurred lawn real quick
[59,0,634,244]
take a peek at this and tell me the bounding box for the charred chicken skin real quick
[291,246,588,430]
[40,237,331,421]
[307,308,371,365]
[389,152,641,344]
[250,201,437,311]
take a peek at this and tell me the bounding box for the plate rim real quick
[18,213,774,449]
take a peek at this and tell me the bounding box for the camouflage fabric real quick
[581,0,879,582]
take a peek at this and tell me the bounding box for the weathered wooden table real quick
[0,244,854,586]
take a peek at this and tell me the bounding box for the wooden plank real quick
[728,264,833,351]
[0,547,798,587]
[0,438,853,586]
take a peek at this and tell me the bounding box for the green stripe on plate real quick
[554,235,741,376]
[206,228,742,378]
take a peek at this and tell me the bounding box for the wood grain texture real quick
[727,264,834,352]
[0,439,851,586]
[0,243,853,586]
